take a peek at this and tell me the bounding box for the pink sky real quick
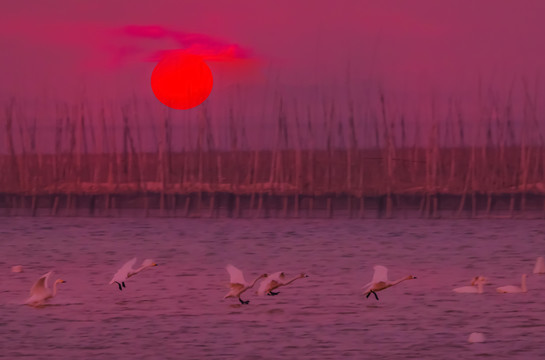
[2,1,544,99]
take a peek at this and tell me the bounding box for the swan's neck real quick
[248,275,264,289]
[130,264,152,277]
[476,282,484,294]
[284,275,303,286]
[135,265,149,274]
[52,281,59,297]
[521,275,527,292]
[391,276,411,286]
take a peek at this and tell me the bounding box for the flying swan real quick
[109,257,158,290]
[257,271,308,296]
[25,271,66,307]
[224,264,267,304]
[453,276,487,294]
[363,265,416,300]
[496,274,527,293]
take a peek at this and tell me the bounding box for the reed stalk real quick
[1,81,545,218]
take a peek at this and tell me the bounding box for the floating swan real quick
[224,264,267,304]
[257,271,308,296]
[363,265,416,300]
[468,332,485,343]
[11,265,23,273]
[25,271,66,307]
[496,274,527,293]
[453,276,487,294]
[533,257,545,274]
[109,257,158,290]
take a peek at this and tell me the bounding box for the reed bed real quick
[1,85,544,218]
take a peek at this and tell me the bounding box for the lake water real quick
[1,217,544,359]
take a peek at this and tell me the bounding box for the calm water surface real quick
[1,218,544,359]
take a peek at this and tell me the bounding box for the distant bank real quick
[1,148,544,218]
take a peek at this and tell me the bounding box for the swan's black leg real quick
[371,290,379,300]
[239,298,250,304]
[122,282,126,288]
[366,292,371,298]
[115,281,122,291]
[269,291,279,296]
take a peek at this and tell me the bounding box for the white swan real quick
[25,271,66,307]
[257,271,308,296]
[496,274,527,293]
[453,276,487,294]
[533,257,545,274]
[224,264,267,304]
[468,332,485,343]
[109,257,158,290]
[11,265,23,273]
[363,265,416,300]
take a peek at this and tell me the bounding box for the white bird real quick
[25,271,66,307]
[363,265,416,300]
[257,271,308,296]
[109,257,158,291]
[224,264,267,304]
[533,257,545,274]
[496,274,527,293]
[11,265,23,273]
[453,276,487,294]
[468,332,485,343]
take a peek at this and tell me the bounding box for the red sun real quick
[151,53,213,110]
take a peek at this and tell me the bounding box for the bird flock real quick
[18,256,545,308]
[224,264,309,304]
[22,257,158,307]
[451,256,545,295]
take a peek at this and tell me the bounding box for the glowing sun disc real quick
[151,53,213,110]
